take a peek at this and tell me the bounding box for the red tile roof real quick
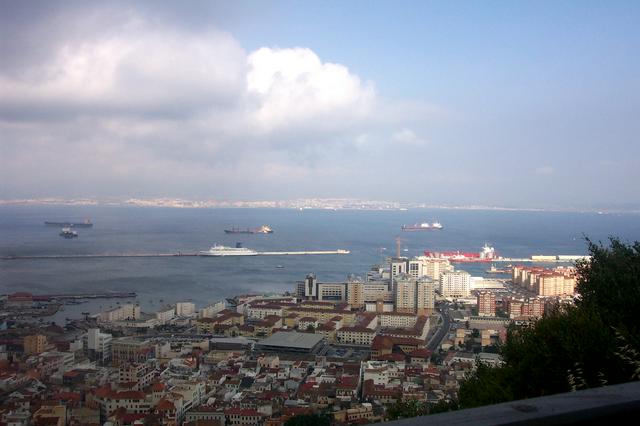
[156,398,176,411]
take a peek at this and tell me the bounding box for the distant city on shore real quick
[1,197,637,214]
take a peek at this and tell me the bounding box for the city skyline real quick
[2,1,639,209]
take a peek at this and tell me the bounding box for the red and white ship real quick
[424,244,498,263]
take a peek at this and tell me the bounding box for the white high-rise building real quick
[422,257,454,281]
[297,273,318,300]
[395,275,416,313]
[347,279,365,308]
[416,277,436,315]
[394,274,436,314]
[87,328,112,363]
[408,259,424,278]
[440,271,471,298]
[390,258,408,294]
[391,259,408,277]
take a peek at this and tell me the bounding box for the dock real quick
[492,256,589,263]
[257,250,349,256]
[4,292,138,302]
[0,253,198,260]
[1,250,350,260]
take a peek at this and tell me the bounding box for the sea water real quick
[1,205,639,322]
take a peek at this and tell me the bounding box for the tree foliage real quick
[575,238,640,349]
[387,399,458,420]
[387,399,428,420]
[284,413,331,426]
[459,238,640,408]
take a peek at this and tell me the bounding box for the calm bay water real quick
[1,205,639,321]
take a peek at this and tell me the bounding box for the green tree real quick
[387,400,428,420]
[458,362,516,408]
[284,413,331,426]
[459,238,640,408]
[575,238,640,350]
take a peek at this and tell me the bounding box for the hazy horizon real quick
[2,1,639,209]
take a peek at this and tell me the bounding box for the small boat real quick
[59,227,78,238]
[486,264,512,274]
[276,265,284,269]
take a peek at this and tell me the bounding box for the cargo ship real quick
[424,244,497,263]
[401,222,443,231]
[224,225,273,234]
[45,219,93,228]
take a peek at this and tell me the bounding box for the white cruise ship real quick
[198,243,258,256]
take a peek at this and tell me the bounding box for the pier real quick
[257,250,350,256]
[0,253,198,260]
[44,291,137,300]
[1,250,350,260]
[492,257,589,263]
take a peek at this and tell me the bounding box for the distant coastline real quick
[1,197,638,214]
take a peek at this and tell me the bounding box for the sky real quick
[1,0,639,209]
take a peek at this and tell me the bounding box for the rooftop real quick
[257,331,325,350]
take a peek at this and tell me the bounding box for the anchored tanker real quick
[401,222,443,231]
[224,225,274,234]
[424,244,497,262]
[45,219,93,228]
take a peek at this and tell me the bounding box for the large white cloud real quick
[247,47,375,132]
[0,17,439,199]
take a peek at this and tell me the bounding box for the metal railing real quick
[385,380,640,425]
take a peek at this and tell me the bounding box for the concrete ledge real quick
[386,380,640,425]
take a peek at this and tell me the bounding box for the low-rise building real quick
[247,304,284,320]
[98,304,140,323]
[176,302,196,316]
[118,362,155,391]
[111,338,156,366]
[156,305,176,325]
[336,326,376,346]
